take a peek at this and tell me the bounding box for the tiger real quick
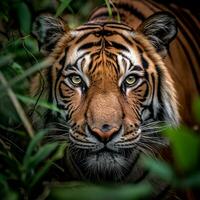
[31,0,200,198]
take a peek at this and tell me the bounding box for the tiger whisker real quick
[140,139,168,146]
[46,128,69,132]
[141,125,170,130]
[141,130,166,135]
[140,120,166,127]
[46,121,71,128]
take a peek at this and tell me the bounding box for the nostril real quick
[87,124,121,143]
[101,124,112,132]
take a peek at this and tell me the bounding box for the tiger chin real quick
[31,0,182,190]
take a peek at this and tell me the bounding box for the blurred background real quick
[0,0,199,200]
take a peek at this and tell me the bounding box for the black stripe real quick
[155,65,162,103]
[177,37,200,90]
[133,81,147,93]
[143,86,149,100]
[137,46,143,54]
[118,52,132,62]
[55,49,68,105]
[141,0,160,13]
[76,26,100,31]
[155,65,165,121]
[66,104,74,117]
[134,65,143,71]
[78,40,101,51]
[90,62,98,74]
[171,10,200,60]
[57,103,66,110]
[88,60,93,71]
[111,41,129,51]
[181,10,200,38]
[90,11,119,21]
[110,31,133,45]
[73,52,92,67]
[105,24,132,31]
[141,54,149,69]
[75,32,93,44]
[59,81,69,99]
[174,8,200,41]
[149,73,156,120]
[94,29,113,37]
[116,2,146,21]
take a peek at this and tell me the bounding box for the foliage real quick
[0,0,199,200]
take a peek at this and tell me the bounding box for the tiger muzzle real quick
[86,92,123,143]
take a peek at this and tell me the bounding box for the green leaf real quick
[11,62,24,75]
[29,160,52,188]
[49,183,152,200]
[23,131,46,168]
[3,191,18,200]
[16,94,61,113]
[0,174,8,191]
[0,123,25,136]
[105,0,112,18]
[24,37,39,54]
[56,0,72,17]
[15,2,31,35]
[51,143,67,161]
[164,126,200,172]
[0,54,14,68]
[27,142,58,170]
[141,156,174,182]
[29,143,66,188]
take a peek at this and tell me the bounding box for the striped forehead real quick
[64,23,147,74]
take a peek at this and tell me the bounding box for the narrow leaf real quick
[16,94,61,113]
[23,131,46,167]
[27,143,58,170]
[56,0,72,17]
[50,183,152,200]
[15,2,31,35]
[141,156,174,182]
[29,143,66,188]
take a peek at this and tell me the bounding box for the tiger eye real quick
[125,75,136,86]
[70,75,82,85]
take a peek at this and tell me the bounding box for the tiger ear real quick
[32,15,68,54]
[138,12,177,57]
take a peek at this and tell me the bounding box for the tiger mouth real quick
[90,146,118,154]
[68,143,137,182]
[67,125,145,181]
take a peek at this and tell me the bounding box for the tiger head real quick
[32,12,179,182]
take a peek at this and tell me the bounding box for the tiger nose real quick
[90,124,119,142]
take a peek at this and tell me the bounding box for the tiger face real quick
[32,13,179,181]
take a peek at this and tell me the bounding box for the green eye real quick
[69,75,82,85]
[125,75,136,86]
